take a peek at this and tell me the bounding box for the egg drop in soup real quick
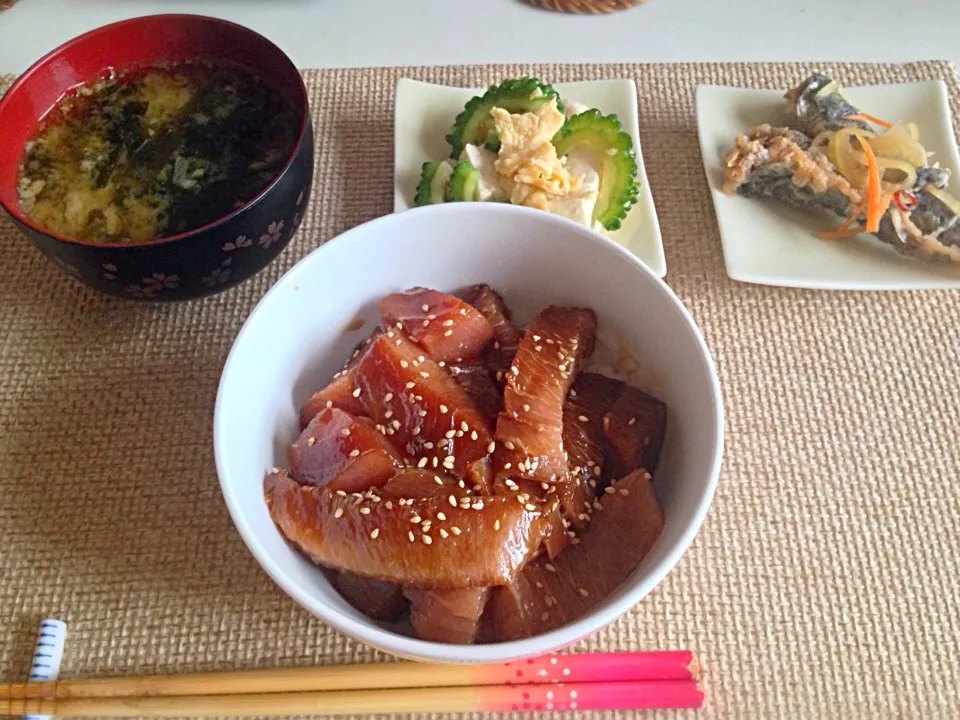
[16,63,299,244]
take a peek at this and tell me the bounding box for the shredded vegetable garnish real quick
[844,113,893,129]
[855,131,891,232]
[817,205,863,240]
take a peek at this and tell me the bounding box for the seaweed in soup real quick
[17,64,299,244]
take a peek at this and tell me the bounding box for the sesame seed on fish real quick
[349,449,360,458]
[370,529,380,539]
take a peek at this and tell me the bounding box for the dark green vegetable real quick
[552,110,639,230]
[446,78,564,158]
[449,160,481,202]
[414,160,454,205]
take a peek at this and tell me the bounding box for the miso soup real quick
[17,63,299,244]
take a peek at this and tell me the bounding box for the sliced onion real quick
[868,123,927,168]
[875,158,917,192]
[809,130,835,152]
[828,126,873,187]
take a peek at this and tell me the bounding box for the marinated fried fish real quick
[724,73,960,265]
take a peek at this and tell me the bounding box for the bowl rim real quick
[214,203,724,662]
[0,13,310,249]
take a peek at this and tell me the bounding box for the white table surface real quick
[0,0,958,76]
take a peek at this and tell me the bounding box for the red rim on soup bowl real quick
[0,14,314,301]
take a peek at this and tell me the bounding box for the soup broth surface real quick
[17,63,299,244]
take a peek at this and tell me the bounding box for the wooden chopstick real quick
[3,651,699,699]
[3,680,704,717]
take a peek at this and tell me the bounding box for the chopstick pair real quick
[2,651,703,716]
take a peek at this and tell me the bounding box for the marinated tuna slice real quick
[289,408,404,492]
[457,284,522,349]
[299,330,381,427]
[380,288,494,363]
[299,369,365,427]
[449,361,503,423]
[334,572,406,621]
[381,468,459,500]
[603,385,667,477]
[457,284,523,386]
[494,306,597,489]
[488,469,663,641]
[563,373,623,514]
[265,470,554,589]
[355,333,493,483]
[405,587,492,644]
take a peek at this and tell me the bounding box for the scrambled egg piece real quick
[490,99,582,211]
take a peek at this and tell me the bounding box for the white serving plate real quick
[697,80,960,290]
[394,78,667,277]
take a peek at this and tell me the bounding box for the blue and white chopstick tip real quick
[27,618,67,720]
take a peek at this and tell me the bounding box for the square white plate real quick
[394,78,666,277]
[697,80,960,289]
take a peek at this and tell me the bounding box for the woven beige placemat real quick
[2,61,960,719]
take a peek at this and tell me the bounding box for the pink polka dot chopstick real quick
[2,651,703,716]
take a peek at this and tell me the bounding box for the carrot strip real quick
[844,113,893,129]
[817,204,863,240]
[855,132,885,232]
